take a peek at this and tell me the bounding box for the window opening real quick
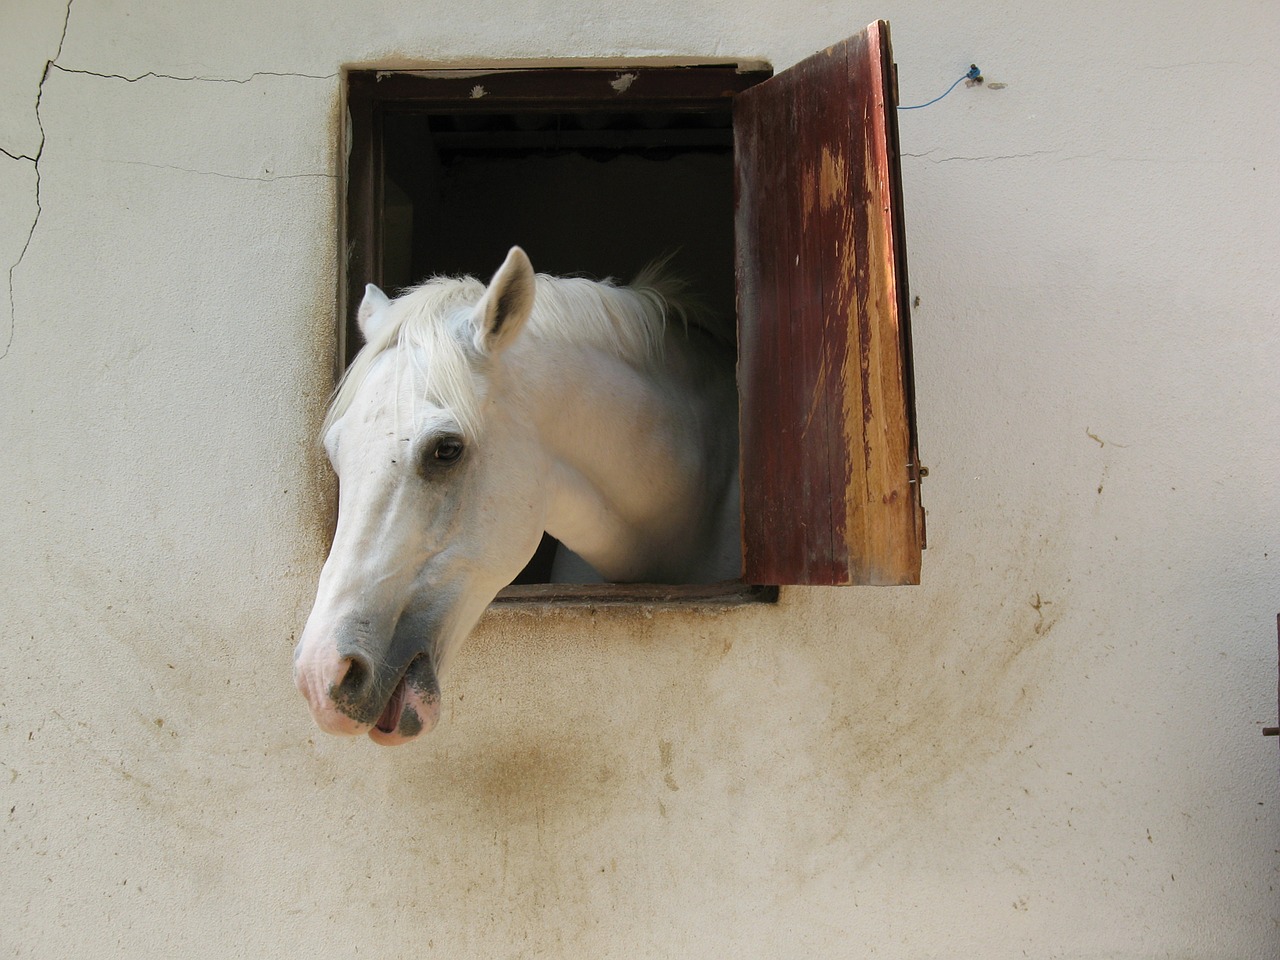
[341,21,925,598]
[344,66,774,601]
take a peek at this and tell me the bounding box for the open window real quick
[341,20,924,598]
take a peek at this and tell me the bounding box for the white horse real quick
[294,248,740,745]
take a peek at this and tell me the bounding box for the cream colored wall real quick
[2,1,1277,957]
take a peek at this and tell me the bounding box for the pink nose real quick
[294,646,373,736]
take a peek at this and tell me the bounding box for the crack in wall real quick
[902,148,1249,167]
[901,149,1061,164]
[3,0,73,362]
[110,159,336,183]
[50,64,337,85]
[3,4,337,362]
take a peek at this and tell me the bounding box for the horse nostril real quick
[333,653,373,701]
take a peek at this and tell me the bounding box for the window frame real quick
[338,21,923,600]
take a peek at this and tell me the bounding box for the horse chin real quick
[367,654,441,746]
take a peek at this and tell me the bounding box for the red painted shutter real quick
[735,21,924,586]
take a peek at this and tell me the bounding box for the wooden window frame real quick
[339,21,923,601]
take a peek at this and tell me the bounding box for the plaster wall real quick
[1,1,1277,957]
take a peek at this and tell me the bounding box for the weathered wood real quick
[357,66,767,111]
[494,583,778,605]
[735,21,924,585]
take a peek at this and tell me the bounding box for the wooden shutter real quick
[734,20,925,586]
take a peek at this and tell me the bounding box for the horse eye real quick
[430,436,465,465]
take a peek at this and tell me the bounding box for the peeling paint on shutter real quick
[735,21,924,585]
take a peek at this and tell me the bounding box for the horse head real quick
[294,248,548,745]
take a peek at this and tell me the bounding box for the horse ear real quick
[357,284,393,341]
[472,247,535,354]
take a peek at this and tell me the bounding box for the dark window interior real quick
[379,108,737,323]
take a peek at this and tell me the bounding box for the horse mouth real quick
[375,679,407,733]
[367,655,441,746]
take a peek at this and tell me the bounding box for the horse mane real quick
[324,267,692,439]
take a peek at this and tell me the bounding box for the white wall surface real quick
[2,1,1277,957]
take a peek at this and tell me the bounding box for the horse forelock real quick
[324,278,486,439]
[322,269,689,441]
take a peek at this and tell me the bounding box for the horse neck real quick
[513,331,735,583]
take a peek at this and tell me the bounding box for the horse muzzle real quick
[294,624,442,745]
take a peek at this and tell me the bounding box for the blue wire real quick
[898,65,982,110]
